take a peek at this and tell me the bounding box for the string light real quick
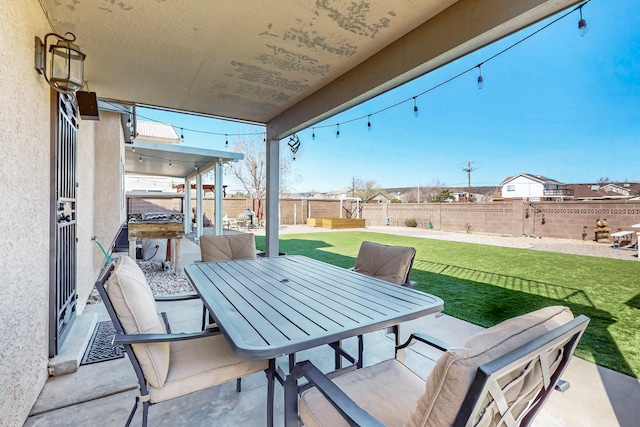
[335,124,340,139]
[139,155,142,162]
[194,163,198,171]
[180,128,184,142]
[413,97,419,117]
[225,134,228,146]
[131,145,135,152]
[169,160,172,168]
[312,128,316,140]
[578,5,588,37]
[304,2,587,137]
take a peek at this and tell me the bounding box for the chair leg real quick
[124,396,139,427]
[266,360,276,427]
[141,401,149,427]
[236,378,242,392]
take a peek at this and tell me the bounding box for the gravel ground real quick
[91,224,636,302]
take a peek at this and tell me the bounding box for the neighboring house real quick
[564,183,640,200]
[134,120,180,145]
[366,192,391,203]
[500,173,574,201]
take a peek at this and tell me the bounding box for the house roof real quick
[500,173,565,186]
[39,0,582,139]
[135,121,180,144]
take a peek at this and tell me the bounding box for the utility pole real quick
[462,161,477,202]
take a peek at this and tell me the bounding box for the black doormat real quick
[81,321,124,365]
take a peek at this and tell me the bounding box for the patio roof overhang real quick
[39,0,583,139]
[39,0,584,255]
[124,140,243,181]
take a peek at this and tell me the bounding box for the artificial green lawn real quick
[255,231,640,379]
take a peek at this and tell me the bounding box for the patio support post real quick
[214,159,223,236]
[265,136,280,257]
[183,177,191,235]
[196,172,203,238]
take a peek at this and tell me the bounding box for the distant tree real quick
[423,179,446,202]
[432,189,454,203]
[597,177,612,184]
[352,178,380,202]
[228,134,297,197]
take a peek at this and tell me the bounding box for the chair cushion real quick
[107,255,170,389]
[299,359,426,427]
[354,241,416,285]
[200,234,257,262]
[148,333,268,403]
[407,306,574,427]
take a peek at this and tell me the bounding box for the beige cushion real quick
[107,255,169,389]
[407,305,574,427]
[299,359,425,427]
[354,241,416,285]
[149,333,268,403]
[200,234,257,262]
[299,306,573,427]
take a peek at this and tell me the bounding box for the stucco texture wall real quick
[92,112,127,278]
[76,119,97,314]
[0,1,55,425]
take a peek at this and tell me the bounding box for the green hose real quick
[94,239,112,263]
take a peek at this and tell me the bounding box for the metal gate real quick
[49,93,78,357]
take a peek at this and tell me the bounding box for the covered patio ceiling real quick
[39,0,582,139]
[124,141,243,180]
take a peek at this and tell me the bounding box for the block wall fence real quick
[137,197,640,242]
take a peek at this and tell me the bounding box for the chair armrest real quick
[396,332,452,352]
[292,360,385,427]
[114,326,221,345]
[154,293,200,302]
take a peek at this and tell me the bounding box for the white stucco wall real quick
[0,1,55,425]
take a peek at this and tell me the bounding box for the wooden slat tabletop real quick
[185,255,443,360]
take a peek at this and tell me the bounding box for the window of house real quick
[506,185,515,192]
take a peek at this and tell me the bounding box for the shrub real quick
[405,218,418,227]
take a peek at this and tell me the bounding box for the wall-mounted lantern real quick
[35,32,86,94]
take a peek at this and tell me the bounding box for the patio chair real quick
[199,233,257,262]
[199,234,258,327]
[353,241,417,287]
[287,305,589,427]
[95,255,274,427]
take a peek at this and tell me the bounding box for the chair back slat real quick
[455,314,589,427]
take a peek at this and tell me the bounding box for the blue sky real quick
[139,0,639,193]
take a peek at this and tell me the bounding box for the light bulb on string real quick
[139,156,142,163]
[477,65,484,89]
[194,163,199,171]
[225,134,228,146]
[180,128,184,142]
[578,5,588,37]
[312,128,316,140]
[131,145,135,152]
[336,124,340,139]
[169,160,172,168]
[413,97,419,117]
[367,115,372,131]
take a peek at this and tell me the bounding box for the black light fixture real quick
[578,5,588,37]
[35,32,86,94]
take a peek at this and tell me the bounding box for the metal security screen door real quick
[49,93,78,357]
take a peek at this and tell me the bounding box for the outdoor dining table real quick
[184,255,444,425]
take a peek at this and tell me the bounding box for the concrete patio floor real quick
[25,234,640,426]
